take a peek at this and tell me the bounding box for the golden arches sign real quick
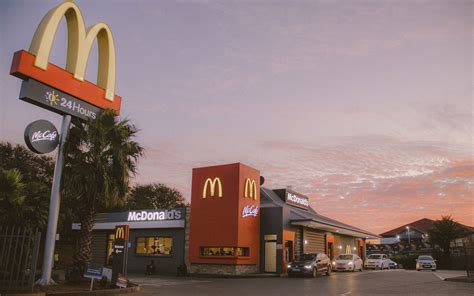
[244,178,257,200]
[202,177,223,198]
[29,0,116,101]
[115,227,125,240]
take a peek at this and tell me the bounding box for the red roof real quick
[380,218,474,237]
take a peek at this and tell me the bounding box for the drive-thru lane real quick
[131,269,473,295]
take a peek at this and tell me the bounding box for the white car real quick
[364,254,390,270]
[332,254,363,272]
[416,255,436,271]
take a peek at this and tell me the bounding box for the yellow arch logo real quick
[115,227,125,240]
[346,245,351,254]
[202,177,223,198]
[29,0,116,101]
[244,178,257,200]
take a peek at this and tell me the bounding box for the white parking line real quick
[340,292,352,296]
[433,273,445,281]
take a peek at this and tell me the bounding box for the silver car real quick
[416,255,436,271]
[332,254,363,272]
[364,254,390,270]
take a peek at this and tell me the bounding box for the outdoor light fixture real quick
[339,245,342,249]
[304,240,308,244]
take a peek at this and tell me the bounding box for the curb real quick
[4,293,46,296]
[444,276,474,283]
[44,285,141,296]
[185,273,281,279]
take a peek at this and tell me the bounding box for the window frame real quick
[199,246,250,258]
[135,236,174,257]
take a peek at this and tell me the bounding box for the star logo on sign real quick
[45,91,59,106]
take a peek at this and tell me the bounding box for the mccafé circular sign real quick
[24,120,59,154]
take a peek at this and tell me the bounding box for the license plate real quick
[293,268,300,271]
[423,265,431,268]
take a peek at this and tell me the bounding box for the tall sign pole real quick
[38,115,71,285]
[112,225,130,284]
[10,0,122,285]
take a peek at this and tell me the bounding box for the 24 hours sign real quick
[19,79,101,121]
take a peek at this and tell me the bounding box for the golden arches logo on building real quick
[114,225,129,240]
[202,177,223,198]
[345,245,351,254]
[244,178,257,200]
[28,0,116,101]
[115,227,124,239]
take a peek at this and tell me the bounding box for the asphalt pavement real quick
[129,269,474,296]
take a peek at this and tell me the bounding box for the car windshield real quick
[419,256,433,261]
[368,255,382,259]
[300,254,317,261]
[337,255,353,260]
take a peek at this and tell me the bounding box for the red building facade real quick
[188,163,261,274]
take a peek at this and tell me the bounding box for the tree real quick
[0,142,54,185]
[0,168,25,225]
[62,109,143,274]
[0,143,53,230]
[126,183,186,210]
[428,215,466,257]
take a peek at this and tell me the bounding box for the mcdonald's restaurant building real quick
[73,208,187,274]
[188,163,378,275]
[82,162,377,275]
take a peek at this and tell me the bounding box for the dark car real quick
[287,253,332,277]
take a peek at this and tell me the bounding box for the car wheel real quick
[432,269,436,272]
[352,266,355,272]
[326,266,331,276]
[417,269,420,271]
[312,268,317,278]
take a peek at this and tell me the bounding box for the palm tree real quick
[63,109,143,274]
[428,215,466,258]
[0,168,25,225]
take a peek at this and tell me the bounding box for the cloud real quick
[245,136,473,233]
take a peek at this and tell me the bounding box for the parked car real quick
[416,255,436,271]
[363,254,390,270]
[332,254,363,272]
[287,253,332,277]
[388,259,398,269]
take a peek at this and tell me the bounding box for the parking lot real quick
[130,269,473,296]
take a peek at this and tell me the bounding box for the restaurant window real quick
[135,237,173,256]
[200,247,249,257]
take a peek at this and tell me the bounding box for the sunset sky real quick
[0,0,472,234]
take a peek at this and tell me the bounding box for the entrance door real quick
[328,242,333,259]
[265,241,277,273]
[284,240,293,263]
